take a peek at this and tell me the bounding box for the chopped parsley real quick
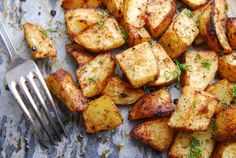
[62,115,70,124]
[101,149,110,158]
[185,9,193,18]
[120,27,128,41]
[201,61,212,69]
[88,77,96,83]
[39,29,48,37]
[189,137,201,158]
[98,19,105,25]
[47,28,57,33]
[98,10,107,25]
[173,60,190,81]
[232,85,236,97]
[192,101,196,109]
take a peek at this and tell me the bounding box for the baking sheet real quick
[0,0,235,158]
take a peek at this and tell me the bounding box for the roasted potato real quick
[82,95,123,133]
[169,124,215,158]
[76,17,125,52]
[61,0,102,9]
[76,53,115,98]
[218,53,236,82]
[131,117,174,152]
[213,142,236,158]
[145,0,176,38]
[168,86,218,131]
[102,77,144,105]
[65,43,94,66]
[120,20,151,46]
[192,0,212,23]
[206,79,234,113]
[65,8,103,39]
[158,9,199,59]
[194,34,205,45]
[103,0,123,19]
[115,42,159,88]
[149,44,177,87]
[45,69,88,112]
[123,0,147,28]
[129,89,174,120]
[213,106,236,141]
[182,0,209,10]
[181,50,218,91]
[199,0,232,53]
[23,23,57,59]
[227,17,236,49]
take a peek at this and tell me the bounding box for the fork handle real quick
[0,18,19,61]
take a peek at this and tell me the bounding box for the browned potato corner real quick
[61,0,102,9]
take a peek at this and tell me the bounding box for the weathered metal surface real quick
[0,0,235,158]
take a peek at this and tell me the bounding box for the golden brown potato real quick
[194,34,205,45]
[199,0,232,53]
[181,50,218,91]
[213,142,236,158]
[129,89,174,120]
[146,0,176,38]
[115,42,159,88]
[102,77,144,105]
[168,86,218,131]
[23,23,57,59]
[206,79,234,113]
[182,0,209,10]
[131,117,174,152]
[149,44,177,87]
[123,0,147,28]
[103,0,124,19]
[218,53,236,82]
[76,17,125,52]
[158,9,199,59]
[120,19,151,47]
[45,69,87,112]
[169,124,215,158]
[65,43,94,66]
[82,95,123,133]
[65,8,103,39]
[227,17,236,49]
[61,0,102,9]
[192,0,212,23]
[76,53,115,98]
[214,106,236,141]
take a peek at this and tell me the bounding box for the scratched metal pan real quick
[0,0,236,158]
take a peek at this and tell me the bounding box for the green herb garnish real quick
[62,115,70,124]
[232,85,236,97]
[39,29,48,37]
[174,60,190,81]
[201,61,212,69]
[185,9,193,18]
[101,149,110,158]
[120,27,128,41]
[98,19,105,25]
[88,77,96,83]
[189,137,201,158]
[47,28,57,33]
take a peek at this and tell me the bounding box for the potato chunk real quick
[149,44,177,87]
[131,118,174,152]
[213,142,236,158]
[214,106,236,141]
[61,0,102,9]
[76,53,115,98]
[146,0,176,38]
[158,9,199,59]
[103,0,124,19]
[120,20,151,47]
[76,17,125,52]
[45,69,87,112]
[115,42,158,88]
[123,0,147,28]
[182,0,208,10]
[218,53,236,82]
[82,95,123,133]
[23,23,57,59]
[65,43,94,66]
[102,77,144,105]
[227,18,236,49]
[169,124,215,158]
[181,50,218,91]
[168,86,218,131]
[206,79,234,113]
[129,89,174,120]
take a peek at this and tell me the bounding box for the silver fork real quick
[0,18,67,147]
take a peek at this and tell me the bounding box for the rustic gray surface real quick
[0,0,235,158]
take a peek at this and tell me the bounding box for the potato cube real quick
[227,18,236,49]
[61,0,102,9]
[213,142,236,158]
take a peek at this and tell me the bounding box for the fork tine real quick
[8,81,49,148]
[26,72,61,140]
[34,69,67,136]
[18,76,56,145]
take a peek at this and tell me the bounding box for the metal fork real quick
[0,18,67,147]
